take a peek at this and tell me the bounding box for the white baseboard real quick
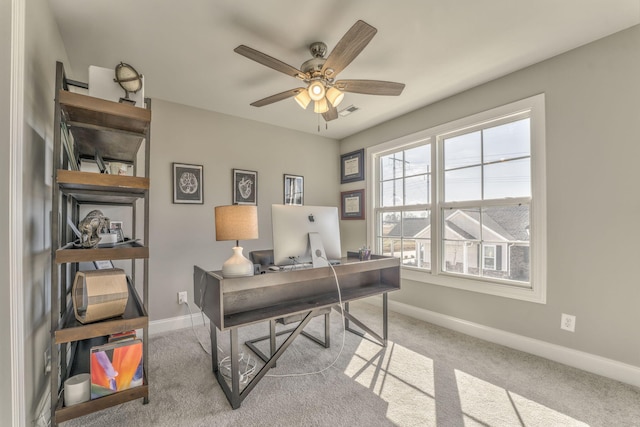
[148,304,209,336]
[362,297,640,389]
[149,298,640,389]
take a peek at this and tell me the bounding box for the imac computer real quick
[272,204,342,268]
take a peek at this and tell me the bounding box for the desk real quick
[193,255,400,409]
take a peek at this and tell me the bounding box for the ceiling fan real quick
[234,20,405,122]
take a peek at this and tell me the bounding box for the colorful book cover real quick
[90,339,143,399]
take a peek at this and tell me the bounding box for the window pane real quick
[483,205,530,243]
[405,175,430,205]
[444,131,481,170]
[443,208,481,241]
[444,166,481,202]
[381,211,401,238]
[381,153,404,180]
[484,118,530,163]
[381,180,403,207]
[402,211,430,238]
[405,145,431,176]
[443,240,480,276]
[484,158,531,199]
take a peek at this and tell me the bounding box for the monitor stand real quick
[309,232,329,268]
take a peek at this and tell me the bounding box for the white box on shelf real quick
[89,65,145,107]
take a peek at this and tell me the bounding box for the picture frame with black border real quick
[341,189,365,220]
[340,148,364,184]
[233,168,258,205]
[283,174,304,206]
[173,163,204,204]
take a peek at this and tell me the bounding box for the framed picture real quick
[284,174,304,206]
[340,149,364,183]
[109,220,124,242]
[93,260,114,270]
[341,189,365,220]
[233,169,258,205]
[173,163,203,204]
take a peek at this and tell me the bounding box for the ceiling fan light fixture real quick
[308,80,326,101]
[314,98,329,114]
[294,90,311,109]
[326,87,344,107]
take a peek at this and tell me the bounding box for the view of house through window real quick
[371,96,545,297]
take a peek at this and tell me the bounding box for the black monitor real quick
[271,205,342,267]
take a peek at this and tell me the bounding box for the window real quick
[368,95,546,303]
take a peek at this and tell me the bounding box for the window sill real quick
[401,267,546,304]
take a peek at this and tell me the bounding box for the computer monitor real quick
[272,204,342,267]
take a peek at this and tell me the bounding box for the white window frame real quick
[367,94,547,303]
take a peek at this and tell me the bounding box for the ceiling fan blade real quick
[235,45,307,79]
[250,88,305,107]
[335,79,405,96]
[322,20,377,78]
[322,105,338,122]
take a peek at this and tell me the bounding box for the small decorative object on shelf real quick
[72,269,128,324]
[64,374,91,406]
[113,62,143,105]
[76,210,110,248]
[90,338,144,398]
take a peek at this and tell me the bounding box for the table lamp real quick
[215,205,259,277]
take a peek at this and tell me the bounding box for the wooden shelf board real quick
[56,242,148,264]
[55,382,148,423]
[59,90,150,135]
[57,169,149,193]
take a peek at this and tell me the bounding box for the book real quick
[90,339,143,399]
[108,330,137,343]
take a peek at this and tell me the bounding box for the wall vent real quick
[339,105,359,117]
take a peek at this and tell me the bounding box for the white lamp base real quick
[222,246,254,277]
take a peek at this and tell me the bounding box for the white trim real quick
[367,94,547,304]
[148,310,209,336]
[10,0,26,426]
[365,298,640,389]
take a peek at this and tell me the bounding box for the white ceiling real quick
[49,0,640,140]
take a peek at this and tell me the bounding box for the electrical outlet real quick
[178,291,187,305]
[561,313,576,332]
[44,348,51,374]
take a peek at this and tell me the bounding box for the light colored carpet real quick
[61,301,640,427]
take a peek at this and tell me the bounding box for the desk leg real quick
[211,325,219,373]
[338,293,389,347]
[270,319,276,362]
[383,292,388,344]
[230,328,241,408]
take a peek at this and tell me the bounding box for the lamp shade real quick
[294,89,311,109]
[215,205,258,277]
[314,97,329,114]
[326,87,344,107]
[215,205,259,241]
[307,80,326,101]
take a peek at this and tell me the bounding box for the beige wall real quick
[340,25,640,367]
[148,100,340,320]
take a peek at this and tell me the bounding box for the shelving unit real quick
[49,61,151,425]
